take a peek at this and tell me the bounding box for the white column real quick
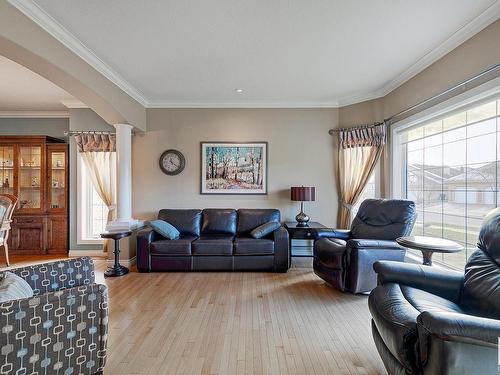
[106,123,138,231]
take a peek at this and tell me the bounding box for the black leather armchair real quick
[313,199,416,293]
[369,208,500,375]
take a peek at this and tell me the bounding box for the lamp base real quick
[295,211,310,226]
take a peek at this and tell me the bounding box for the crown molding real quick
[146,100,340,108]
[0,110,69,118]
[7,0,149,107]
[7,0,500,109]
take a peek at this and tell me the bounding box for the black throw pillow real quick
[250,221,281,239]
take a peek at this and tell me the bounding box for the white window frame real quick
[76,154,106,245]
[390,77,500,268]
[390,76,500,198]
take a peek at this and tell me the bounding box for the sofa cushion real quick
[351,199,416,240]
[314,238,346,269]
[192,235,234,256]
[250,221,281,239]
[149,219,180,240]
[0,271,34,302]
[150,235,197,255]
[237,209,280,235]
[234,237,274,255]
[157,209,202,236]
[201,209,237,235]
[462,249,500,319]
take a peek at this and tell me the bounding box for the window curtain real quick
[337,123,386,228]
[75,134,117,246]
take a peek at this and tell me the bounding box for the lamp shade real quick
[291,186,316,202]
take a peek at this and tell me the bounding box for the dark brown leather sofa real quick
[369,208,500,374]
[137,208,290,272]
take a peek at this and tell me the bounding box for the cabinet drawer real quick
[15,217,44,225]
[292,229,315,239]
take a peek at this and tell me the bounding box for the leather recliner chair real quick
[369,208,500,375]
[313,199,417,293]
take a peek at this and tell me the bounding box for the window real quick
[393,96,500,269]
[77,154,108,243]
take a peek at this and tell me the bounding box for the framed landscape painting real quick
[201,142,268,195]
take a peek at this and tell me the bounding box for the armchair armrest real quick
[418,311,500,347]
[374,260,464,303]
[313,228,351,241]
[347,239,403,250]
[10,256,95,296]
[0,283,108,374]
[273,226,290,272]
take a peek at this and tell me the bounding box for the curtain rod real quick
[64,130,115,136]
[328,62,500,135]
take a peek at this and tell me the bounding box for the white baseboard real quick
[69,250,107,258]
[106,256,137,267]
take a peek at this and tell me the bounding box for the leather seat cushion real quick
[314,238,346,269]
[461,249,500,319]
[192,235,234,256]
[234,237,274,255]
[150,235,197,255]
[369,283,464,372]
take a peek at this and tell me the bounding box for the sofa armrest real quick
[273,226,290,272]
[374,260,464,303]
[0,283,108,374]
[418,311,500,348]
[347,239,403,250]
[137,227,158,272]
[313,228,351,241]
[10,257,95,295]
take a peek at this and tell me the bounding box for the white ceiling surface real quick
[17,0,500,107]
[0,55,74,111]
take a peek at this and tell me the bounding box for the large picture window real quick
[393,96,500,269]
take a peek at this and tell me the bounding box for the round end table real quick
[101,230,132,277]
[396,236,463,266]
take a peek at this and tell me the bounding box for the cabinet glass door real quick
[0,146,15,195]
[49,151,66,210]
[18,146,42,210]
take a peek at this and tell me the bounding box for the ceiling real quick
[0,55,74,112]
[8,0,500,107]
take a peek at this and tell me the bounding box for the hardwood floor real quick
[4,256,386,375]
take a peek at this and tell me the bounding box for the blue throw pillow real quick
[149,220,180,240]
[250,221,281,239]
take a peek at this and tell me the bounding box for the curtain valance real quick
[75,133,116,153]
[339,123,386,149]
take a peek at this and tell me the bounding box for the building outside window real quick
[392,96,500,269]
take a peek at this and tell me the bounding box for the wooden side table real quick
[284,222,326,257]
[396,236,463,266]
[101,230,132,277]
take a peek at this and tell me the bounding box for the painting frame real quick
[200,141,268,195]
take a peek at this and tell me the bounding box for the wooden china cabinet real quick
[0,136,69,255]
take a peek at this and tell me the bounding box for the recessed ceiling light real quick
[235,88,244,93]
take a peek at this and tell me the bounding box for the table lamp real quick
[291,186,316,226]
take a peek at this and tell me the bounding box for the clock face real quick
[159,150,185,175]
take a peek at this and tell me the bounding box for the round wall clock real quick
[159,149,186,175]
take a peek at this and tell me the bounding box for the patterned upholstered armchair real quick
[0,257,108,375]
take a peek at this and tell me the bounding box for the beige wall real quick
[132,108,339,227]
